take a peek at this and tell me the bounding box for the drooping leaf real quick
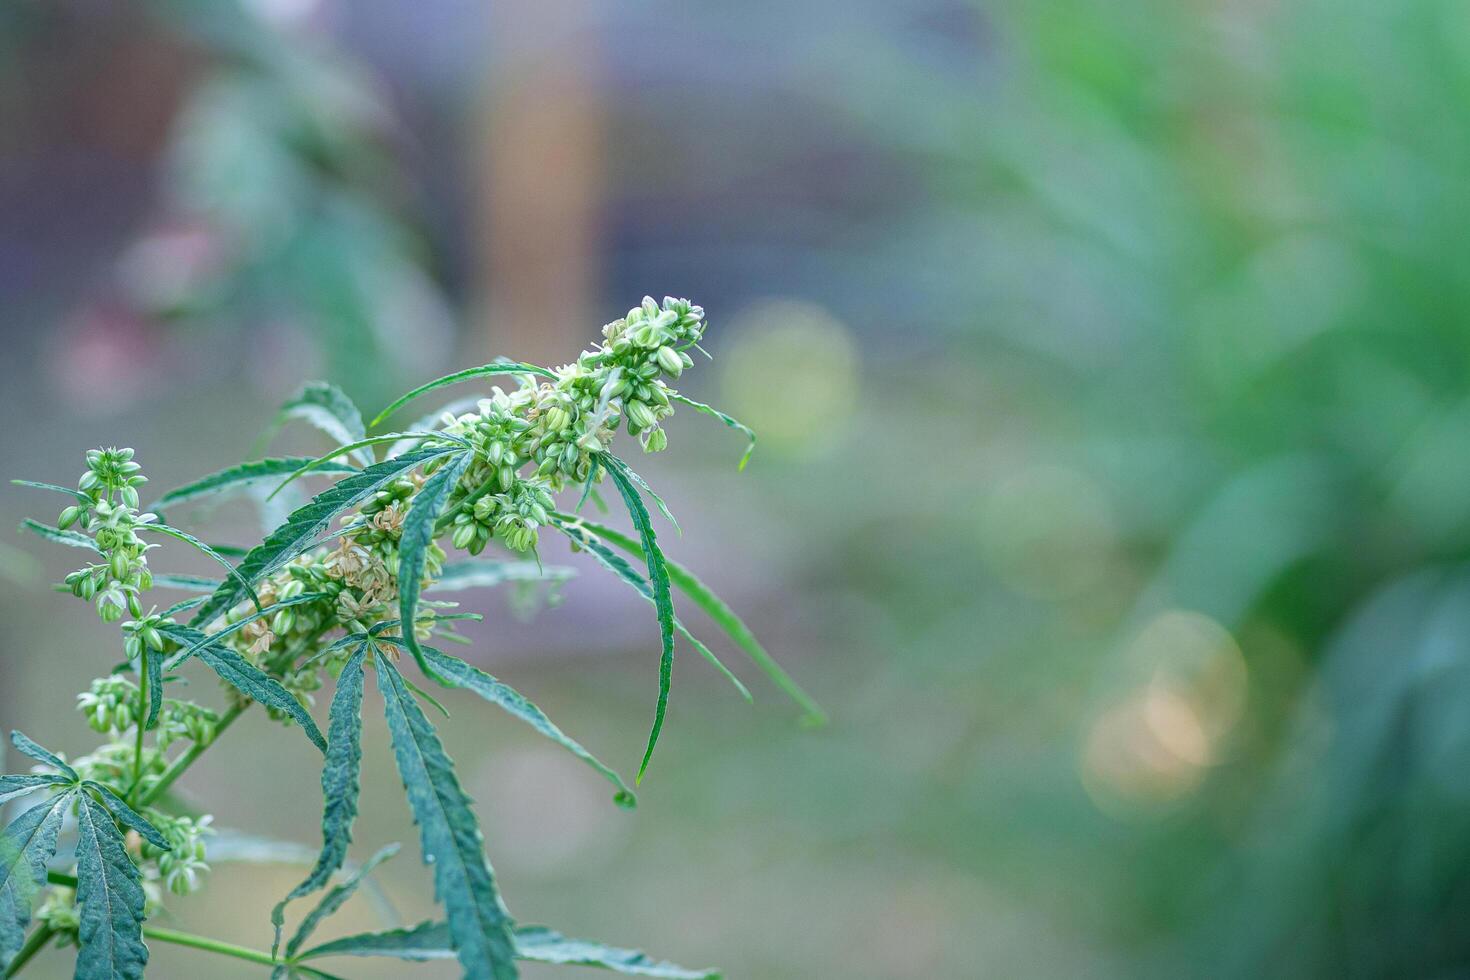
[83,783,170,852]
[285,844,399,960]
[151,458,357,518]
[151,574,221,593]
[10,480,89,503]
[513,926,719,979]
[370,360,555,429]
[265,433,467,501]
[549,520,750,703]
[138,522,262,614]
[73,792,149,980]
[9,731,77,781]
[298,919,452,962]
[428,560,575,593]
[299,921,718,978]
[559,517,825,725]
[397,450,473,683]
[273,647,368,955]
[376,656,517,980]
[0,792,71,967]
[0,775,70,805]
[669,393,755,471]
[18,519,99,553]
[169,593,331,668]
[589,457,675,782]
[188,446,462,629]
[156,624,327,753]
[144,648,163,730]
[418,644,635,808]
[267,381,375,466]
[609,461,679,534]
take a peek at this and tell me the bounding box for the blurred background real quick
[4,0,1470,976]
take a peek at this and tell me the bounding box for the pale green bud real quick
[643,428,668,453]
[655,346,684,376]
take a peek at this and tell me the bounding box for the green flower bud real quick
[544,407,570,433]
[626,401,656,430]
[58,505,82,529]
[452,523,477,550]
[144,627,164,651]
[110,551,130,580]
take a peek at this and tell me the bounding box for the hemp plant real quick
[2,297,823,980]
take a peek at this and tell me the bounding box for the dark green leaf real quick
[74,792,149,980]
[559,517,825,725]
[188,446,461,628]
[84,783,170,852]
[298,919,452,962]
[300,921,718,978]
[419,645,635,808]
[669,393,755,471]
[9,732,76,781]
[588,457,674,782]
[156,624,327,753]
[0,775,69,805]
[268,381,375,466]
[9,480,88,503]
[18,519,99,553]
[428,560,574,593]
[550,520,749,703]
[377,656,516,980]
[0,793,70,968]
[145,648,163,730]
[370,360,555,429]
[138,522,262,614]
[273,647,368,955]
[397,451,473,683]
[151,458,357,517]
[285,844,399,960]
[160,595,208,619]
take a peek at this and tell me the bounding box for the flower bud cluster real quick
[435,296,704,557]
[142,814,214,896]
[59,449,158,623]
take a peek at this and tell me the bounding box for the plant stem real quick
[137,701,247,808]
[143,926,278,967]
[2,925,54,977]
[129,648,149,804]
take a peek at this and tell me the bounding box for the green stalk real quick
[143,926,278,967]
[138,701,247,808]
[2,925,55,977]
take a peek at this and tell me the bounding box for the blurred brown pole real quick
[469,0,604,367]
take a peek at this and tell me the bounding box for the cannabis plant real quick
[2,297,821,979]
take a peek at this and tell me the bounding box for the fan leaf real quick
[592,456,676,782]
[299,921,718,978]
[558,517,824,725]
[273,646,368,955]
[0,775,70,805]
[419,644,635,808]
[156,624,327,753]
[550,521,749,702]
[377,656,517,980]
[138,522,263,614]
[84,783,170,852]
[74,792,149,980]
[397,450,473,683]
[0,792,71,968]
[9,731,77,781]
[285,843,399,960]
[187,446,461,628]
